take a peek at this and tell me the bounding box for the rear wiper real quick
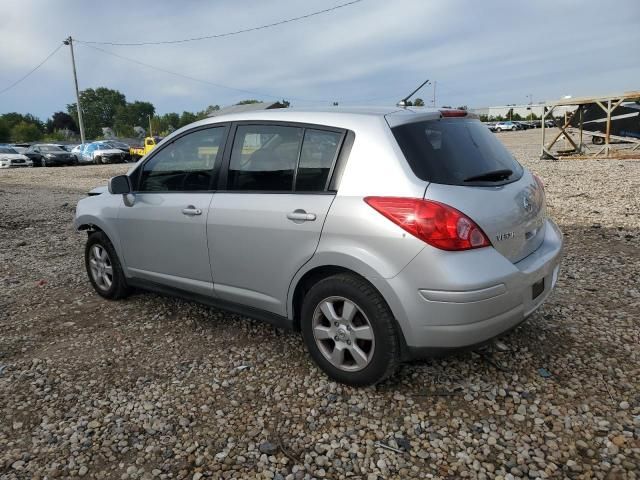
[463,169,513,183]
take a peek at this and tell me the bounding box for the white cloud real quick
[1,0,639,119]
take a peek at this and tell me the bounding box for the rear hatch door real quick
[389,115,545,263]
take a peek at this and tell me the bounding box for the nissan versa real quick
[74,107,563,386]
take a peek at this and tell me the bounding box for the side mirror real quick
[108,175,131,195]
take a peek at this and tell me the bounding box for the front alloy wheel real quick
[88,244,113,292]
[85,231,130,299]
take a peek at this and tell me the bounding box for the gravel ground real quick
[1,129,639,479]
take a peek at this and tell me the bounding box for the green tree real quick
[179,111,198,127]
[413,98,425,107]
[67,87,127,138]
[11,121,43,142]
[114,101,155,136]
[235,99,260,105]
[0,112,44,132]
[0,119,10,142]
[46,111,77,134]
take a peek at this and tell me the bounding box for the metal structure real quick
[540,90,640,159]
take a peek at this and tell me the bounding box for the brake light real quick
[439,109,468,117]
[364,197,490,251]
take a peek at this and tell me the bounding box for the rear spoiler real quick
[385,108,477,128]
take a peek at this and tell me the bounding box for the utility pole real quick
[63,36,86,144]
[432,81,437,107]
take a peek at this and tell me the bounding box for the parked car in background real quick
[24,144,78,167]
[495,121,518,132]
[80,141,129,164]
[485,122,497,132]
[9,143,30,154]
[0,145,33,168]
[104,140,132,162]
[71,144,86,162]
[76,107,563,386]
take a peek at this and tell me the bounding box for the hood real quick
[94,148,123,155]
[0,153,29,161]
[88,185,109,196]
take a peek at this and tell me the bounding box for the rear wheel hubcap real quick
[312,296,375,372]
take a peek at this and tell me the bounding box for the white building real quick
[470,103,575,120]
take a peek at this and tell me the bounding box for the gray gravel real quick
[1,129,639,479]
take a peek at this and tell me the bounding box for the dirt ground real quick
[1,128,639,479]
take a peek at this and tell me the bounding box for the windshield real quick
[0,146,18,154]
[391,118,523,186]
[39,145,65,153]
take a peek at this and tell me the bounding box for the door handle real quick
[182,206,202,216]
[287,209,316,222]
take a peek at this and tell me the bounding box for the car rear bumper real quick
[375,218,563,353]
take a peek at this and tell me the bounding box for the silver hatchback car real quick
[75,107,562,386]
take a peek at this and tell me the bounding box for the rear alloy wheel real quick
[40,158,47,167]
[85,231,130,300]
[301,273,399,386]
[496,128,502,132]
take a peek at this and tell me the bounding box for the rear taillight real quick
[533,173,544,191]
[364,197,490,251]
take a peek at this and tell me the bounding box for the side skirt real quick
[128,278,295,331]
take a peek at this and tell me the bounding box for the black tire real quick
[301,273,400,386]
[94,156,101,165]
[496,128,502,132]
[85,231,130,300]
[592,136,605,145]
[40,158,47,167]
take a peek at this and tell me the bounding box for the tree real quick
[0,119,10,142]
[67,87,126,138]
[195,104,221,120]
[46,111,78,134]
[0,112,44,132]
[11,121,43,142]
[236,99,260,105]
[413,98,425,107]
[179,111,198,128]
[114,101,155,136]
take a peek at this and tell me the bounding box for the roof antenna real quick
[397,79,430,107]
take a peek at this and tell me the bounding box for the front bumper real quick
[377,219,563,353]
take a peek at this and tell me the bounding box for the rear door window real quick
[295,129,342,191]
[391,118,523,185]
[227,125,303,191]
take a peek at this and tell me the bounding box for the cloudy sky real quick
[1,0,639,120]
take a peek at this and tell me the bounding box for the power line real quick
[78,43,330,103]
[76,0,364,46]
[0,43,63,96]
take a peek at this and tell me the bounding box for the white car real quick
[0,146,33,168]
[80,142,128,164]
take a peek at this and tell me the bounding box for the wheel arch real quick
[75,214,126,271]
[288,260,410,359]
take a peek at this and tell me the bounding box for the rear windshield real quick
[391,118,523,185]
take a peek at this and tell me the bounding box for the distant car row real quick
[485,120,555,132]
[0,140,134,168]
